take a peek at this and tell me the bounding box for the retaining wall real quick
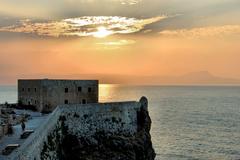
[10,97,147,160]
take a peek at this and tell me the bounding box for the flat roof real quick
[18,79,98,81]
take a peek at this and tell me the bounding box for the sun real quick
[93,26,113,38]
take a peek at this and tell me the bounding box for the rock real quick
[40,98,156,160]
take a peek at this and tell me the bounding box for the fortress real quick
[18,79,98,112]
[7,79,155,160]
[10,97,155,160]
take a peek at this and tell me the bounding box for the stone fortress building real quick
[18,79,99,112]
[4,79,156,160]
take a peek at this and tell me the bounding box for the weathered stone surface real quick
[18,79,99,112]
[10,97,155,160]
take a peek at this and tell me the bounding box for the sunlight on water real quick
[99,84,141,102]
[99,84,119,102]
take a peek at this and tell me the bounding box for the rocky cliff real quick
[11,97,155,160]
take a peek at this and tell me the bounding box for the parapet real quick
[10,97,149,160]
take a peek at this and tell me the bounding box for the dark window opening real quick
[35,100,37,104]
[28,88,30,92]
[45,104,50,109]
[28,101,31,105]
[82,99,86,104]
[65,88,68,93]
[34,88,37,92]
[64,100,69,104]
[88,87,92,93]
[78,87,82,92]
[22,88,24,92]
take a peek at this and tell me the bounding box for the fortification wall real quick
[18,80,42,109]
[60,101,140,137]
[18,79,99,112]
[10,106,62,160]
[42,80,99,112]
[10,98,147,160]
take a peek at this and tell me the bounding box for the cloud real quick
[159,25,240,39]
[118,0,142,5]
[65,0,142,5]
[96,39,136,46]
[95,39,136,50]
[0,16,165,38]
[143,29,152,34]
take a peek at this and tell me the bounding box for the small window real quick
[88,87,92,93]
[35,100,37,104]
[82,99,86,104]
[28,88,30,92]
[65,88,68,93]
[34,88,37,92]
[22,88,24,92]
[78,87,82,92]
[64,100,69,104]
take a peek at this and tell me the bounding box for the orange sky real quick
[0,0,240,84]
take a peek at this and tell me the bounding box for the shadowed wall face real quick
[18,79,99,112]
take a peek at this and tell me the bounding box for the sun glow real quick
[0,16,165,38]
[99,84,119,102]
[93,27,113,38]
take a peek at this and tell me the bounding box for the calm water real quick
[1,85,240,160]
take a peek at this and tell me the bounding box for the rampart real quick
[10,97,149,160]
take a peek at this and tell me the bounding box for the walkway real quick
[0,110,48,160]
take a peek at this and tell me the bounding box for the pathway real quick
[0,110,48,160]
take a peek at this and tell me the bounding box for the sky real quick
[0,0,240,84]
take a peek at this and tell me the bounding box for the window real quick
[35,100,37,105]
[65,88,68,93]
[22,88,24,92]
[28,88,30,92]
[78,87,82,92]
[64,100,69,104]
[82,99,86,104]
[34,88,37,92]
[88,87,92,93]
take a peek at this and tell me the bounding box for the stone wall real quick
[10,98,148,160]
[60,101,140,137]
[42,80,99,112]
[18,80,42,109]
[18,79,99,112]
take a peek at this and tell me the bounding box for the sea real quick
[1,85,240,160]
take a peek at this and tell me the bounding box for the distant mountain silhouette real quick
[114,71,240,85]
[157,71,240,85]
[8,71,240,85]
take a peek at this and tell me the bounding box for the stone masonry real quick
[10,97,155,160]
[18,79,99,112]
